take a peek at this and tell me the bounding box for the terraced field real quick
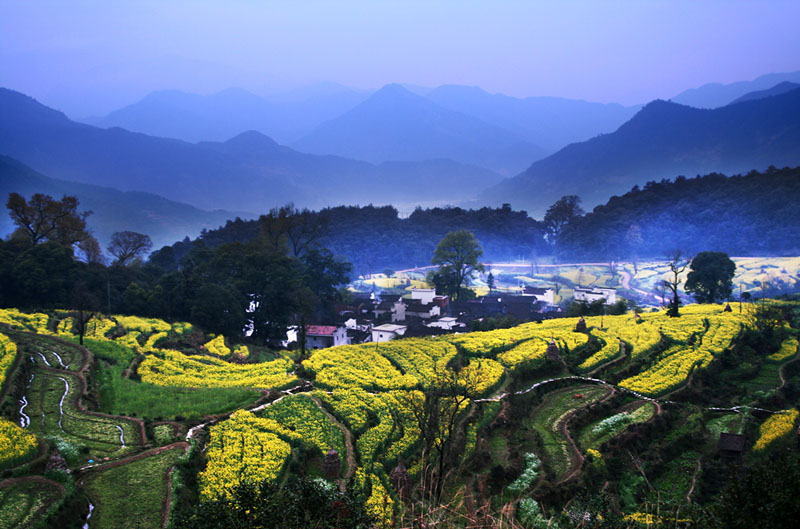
[527,385,612,479]
[0,302,798,527]
[81,443,189,529]
[11,333,144,464]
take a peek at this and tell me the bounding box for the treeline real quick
[556,165,800,260]
[0,197,351,343]
[154,204,548,276]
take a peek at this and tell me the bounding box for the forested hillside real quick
[154,204,548,275]
[555,166,800,260]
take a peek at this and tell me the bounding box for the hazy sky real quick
[2,0,799,116]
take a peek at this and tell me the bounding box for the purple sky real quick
[2,0,799,116]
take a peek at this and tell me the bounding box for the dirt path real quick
[556,385,616,485]
[686,458,702,503]
[309,396,356,490]
[777,354,798,390]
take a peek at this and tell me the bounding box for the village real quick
[284,283,619,349]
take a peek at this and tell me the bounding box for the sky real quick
[2,0,799,117]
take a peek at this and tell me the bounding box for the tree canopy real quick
[430,230,484,300]
[543,195,584,245]
[107,230,153,266]
[6,192,94,249]
[685,251,736,303]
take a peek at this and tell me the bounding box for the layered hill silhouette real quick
[482,87,800,216]
[292,84,548,175]
[729,81,800,105]
[0,155,239,250]
[91,84,369,144]
[0,88,501,213]
[425,84,639,151]
[671,70,800,108]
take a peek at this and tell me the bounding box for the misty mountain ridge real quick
[482,86,800,216]
[293,83,548,175]
[729,81,800,105]
[671,70,800,108]
[425,84,640,151]
[89,85,370,144]
[0,87,502,213]
[0,155,242,250]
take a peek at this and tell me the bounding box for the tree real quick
[487,271,495,292]
[258,204,328,257]
[543,195,584,245]
[6,192,94,248]
[107,231,153,266]
[431,230,484,300]
[175,477,369,529]
[71,281,100,345]
[399,364,481,504]
[661,251,689,317]
[685,251,736,303]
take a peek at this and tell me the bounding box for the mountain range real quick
[482,86,800,215]
[89,84,370,144]
[0,88,501,214]
[2,73,799,240]
[90,83,641,175]
[292,84,548,175]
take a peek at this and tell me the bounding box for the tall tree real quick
[107,231,153,266]
[662,250,689,317]
[431,230,484,300]
[543,195,584,246]
[685,251,736,303]
[258,204,328,257]
[6,192,94,249]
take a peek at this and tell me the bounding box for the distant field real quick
[349,256,800,306]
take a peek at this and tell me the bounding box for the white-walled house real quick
[286,325,349,349]
[522,286,555,304]
[426,316,465,330]
[410,288,436,305]
[573,287,617,305]
[371,323,408,342]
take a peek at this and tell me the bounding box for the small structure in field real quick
[546,340,561,362]
[323,448,341,480]
[717,432,746,460]
[575,317,588,333]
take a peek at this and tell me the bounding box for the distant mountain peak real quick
[224,130,280,149]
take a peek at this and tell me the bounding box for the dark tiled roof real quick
[717,432,746,452]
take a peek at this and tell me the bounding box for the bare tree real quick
[662,250,689,317]
[107,231,153,266]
